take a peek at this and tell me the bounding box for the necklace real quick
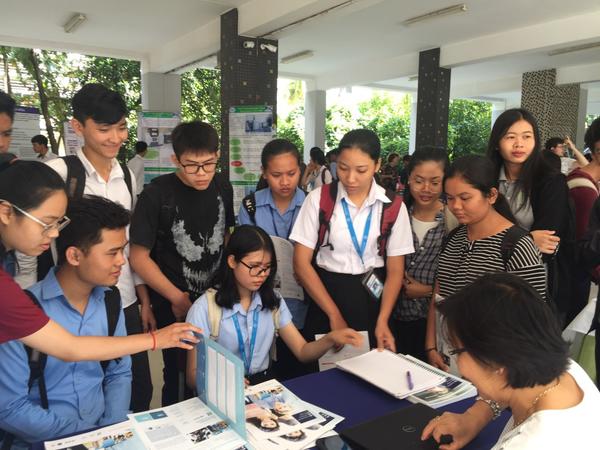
[513,379,561,428]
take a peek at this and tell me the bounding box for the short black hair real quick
[135,141,148,154]
[31,134,48,147]
[544,137,564,151]
[171,121,219,158]
[261,138,300,168]
[56,195,130,266]
[72,83,127,125]
[585,117,600,152]
[338,129,381,162]
[0,90,16,121]
[387,152,399,163]
[402,154,411,162]
[215,225,280,311]
[438,273,569,389]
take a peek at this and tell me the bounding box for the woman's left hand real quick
[375,322,396,352]
[327,328,364,349]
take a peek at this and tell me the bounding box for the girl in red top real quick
[0,156,200,358]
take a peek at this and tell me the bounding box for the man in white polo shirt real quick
[46,83,153,412]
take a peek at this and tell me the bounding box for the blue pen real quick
[406,370,414,390]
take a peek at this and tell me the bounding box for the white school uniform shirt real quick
[37,151,57,162]
[290,181,414,274]
[46,149,139,308]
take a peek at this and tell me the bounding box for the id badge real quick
[361,269,384,301]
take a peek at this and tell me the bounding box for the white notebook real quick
[336,349,445,398]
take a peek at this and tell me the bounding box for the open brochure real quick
[244,379,344,449]
[402,354,477,408]
[44,421,146,450]
[336,349,445,398]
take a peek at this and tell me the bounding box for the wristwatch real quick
[476,396,502,420]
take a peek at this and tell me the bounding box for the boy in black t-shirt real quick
[130,121,234,406]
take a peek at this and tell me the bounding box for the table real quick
[32,369,509,450]
[283,368,510,450]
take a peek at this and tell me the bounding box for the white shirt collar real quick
[76,148,122,180]
[338,180,390,209]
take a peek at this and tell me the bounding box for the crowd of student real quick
[1,83,600,449]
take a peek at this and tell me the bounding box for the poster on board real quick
[10,106,40,160]
[137,112,180,184]
[64,121,84,155]
[228,105,275,212]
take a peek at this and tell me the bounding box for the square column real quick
[304,89,326,158]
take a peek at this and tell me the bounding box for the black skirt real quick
[302,267,381,348]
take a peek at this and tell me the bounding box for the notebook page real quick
[336,349,445,398]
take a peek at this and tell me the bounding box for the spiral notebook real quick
[335,349,445,398]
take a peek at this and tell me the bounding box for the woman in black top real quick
[487,108,575,325]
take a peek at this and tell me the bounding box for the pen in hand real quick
[406,370,414,390]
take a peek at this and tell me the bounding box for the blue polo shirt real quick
[0,269,132,443]
[238,187,305,239]
[187,291,292,374]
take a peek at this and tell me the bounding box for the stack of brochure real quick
[245,379,344,450]
[402,354,477,408]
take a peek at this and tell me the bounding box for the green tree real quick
[356,93,411,160]
[447,99,492,159]
[276,105,304,155]
[325,104,354,149]
[180,68,221,135]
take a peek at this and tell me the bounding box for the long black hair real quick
[216,225,280,310]
[0,159,65,262]
[403,146,450,209]
[486,108,555,211]
[446,155,516,223]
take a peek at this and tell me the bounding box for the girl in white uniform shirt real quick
[291,129,414,351]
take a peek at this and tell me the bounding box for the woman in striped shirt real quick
[425,155,546,372]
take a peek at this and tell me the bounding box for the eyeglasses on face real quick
[239,260,271,277]
[0,200,70,236]
[178,159,218,175]
[448,347,467,356]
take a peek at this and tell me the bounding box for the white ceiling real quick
[1,0,599,111]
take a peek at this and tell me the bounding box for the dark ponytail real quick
[446,155,516,223]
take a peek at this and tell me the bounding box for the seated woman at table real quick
[185,225,363,386]
[421,273,600,450]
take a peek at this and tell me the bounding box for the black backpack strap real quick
[119,162,133,199]
[500,225,530,270]
[101,287,122,372]
[22,290,49,410]
[242,192,257,225]
[62,155,86,199]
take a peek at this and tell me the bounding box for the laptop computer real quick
[340,403,440,450]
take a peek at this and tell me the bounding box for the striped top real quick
[437,225,546,299]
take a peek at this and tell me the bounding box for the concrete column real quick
[491,101,506,128]
[304,89,326,159]
[521,69,581,146]
[409,94,417,154]
[415,48,451,150]
[141,72,181,113]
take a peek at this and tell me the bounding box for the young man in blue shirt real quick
[0,196,132,445]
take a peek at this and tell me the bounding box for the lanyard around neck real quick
[232,308,260,374]
[341,198,373,266]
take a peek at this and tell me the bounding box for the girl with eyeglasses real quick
[185,225,362,386]
[0,156,201,358]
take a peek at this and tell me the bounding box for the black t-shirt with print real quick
[130,172,234,298]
